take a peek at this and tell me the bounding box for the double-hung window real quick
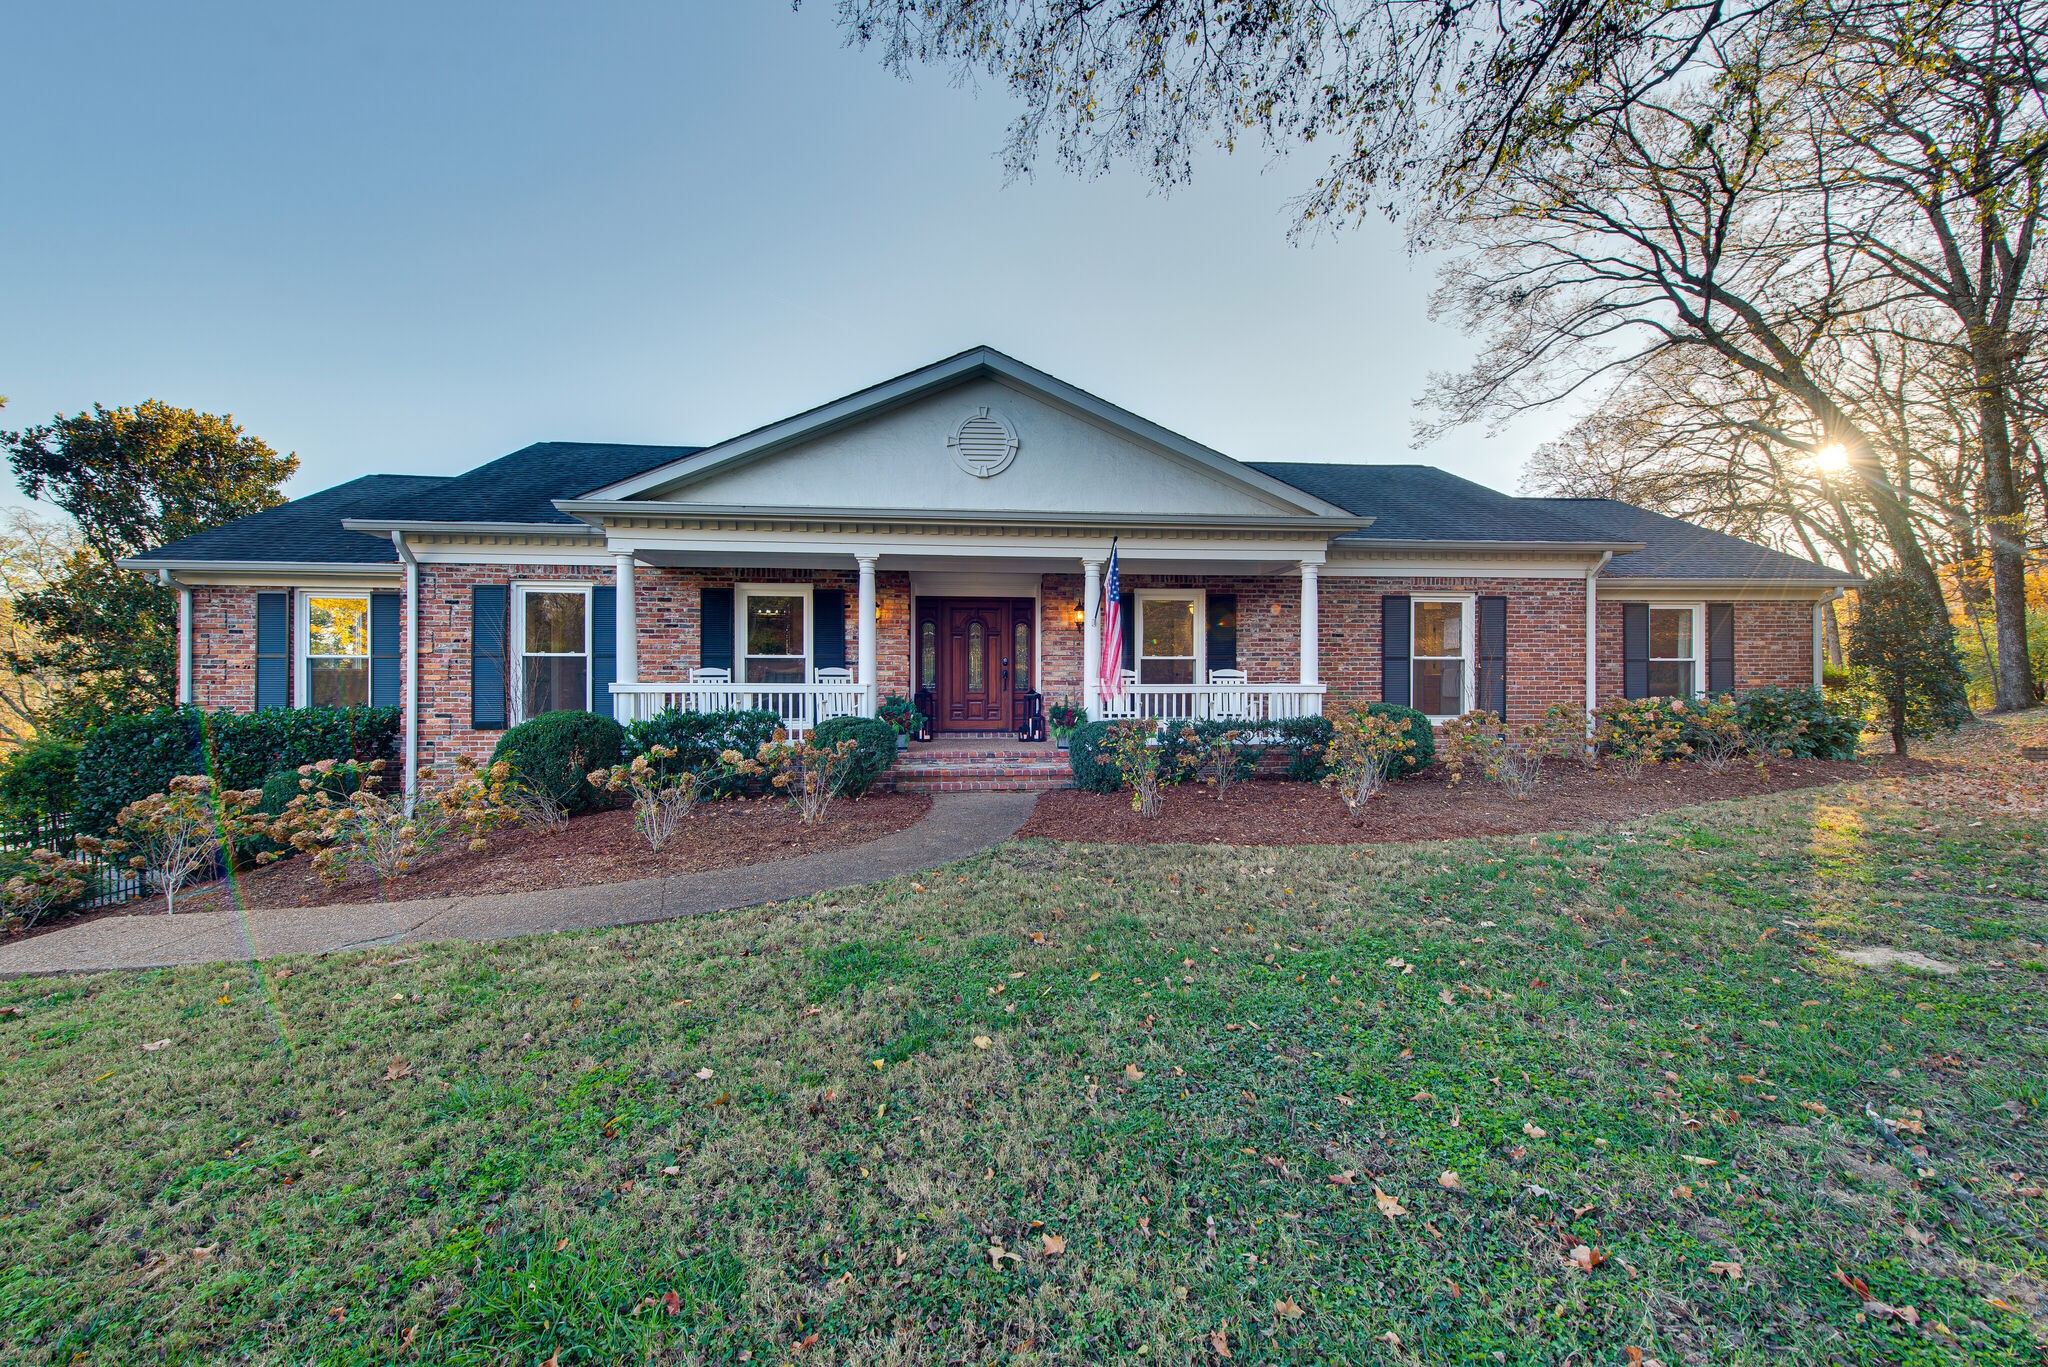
[303,595,371,707]
[1411,597,1473,720]
[517,586,590,719]
[740,586,809,683]
[1135,592,1202,684]
[1647,605,1702,698]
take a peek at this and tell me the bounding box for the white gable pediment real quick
[578,349,1349,521]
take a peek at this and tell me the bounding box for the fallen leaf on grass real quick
[1372,1187,1407,1218]
[1123,1064,1145,1081]
[1835,1267,1872,1299]
[987,1242,1021,1268]
[383,1059,412,1081]
[1438,1171,1463,1191]
[1567,1243,1607,1272]
[972,1035,993,1050]
[1274,1298,1305,1320]
[694,1066,714,1080]
[141,1038,173,1052]
[1377,1330,1402,1347]
[1707,1261,1743,1279]
[1624,1349,1666,1367]
[1522,1121,1547,1139]
[1206,1328,1232,1358]
[662,1290,682,1316]
[1327,1169,1358,1187]
[1040,1233,1066,1256]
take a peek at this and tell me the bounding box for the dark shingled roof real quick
[128,474,450,565]
[384,442,705,525]
[1250,463,1616,544]
[1526,498,1857,583]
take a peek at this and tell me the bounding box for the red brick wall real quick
[1594,598,1815,703]
[189,585,297,711]
[1320,574,1592,719]
[191,567,1819,744]
[416,562,615,765]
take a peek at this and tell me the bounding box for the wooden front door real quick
[926,599,1033,732]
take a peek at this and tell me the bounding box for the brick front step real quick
[890,748,1074,794]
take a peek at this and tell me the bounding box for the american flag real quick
[1099,540,1124,705]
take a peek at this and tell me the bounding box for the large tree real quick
[1802,0,2046,707]
[1,401,296,732]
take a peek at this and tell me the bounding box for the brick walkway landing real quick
[892,738,1073,793]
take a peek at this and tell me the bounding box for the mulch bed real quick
[1018,756,1935,846]
[37,792,931,923]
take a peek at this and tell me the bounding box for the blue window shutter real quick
[590,586,617,718]
[1476,595,1508,718]
[1706,603,1735,695]
[370,592,402,709]
[1119,591,1136,672]
[700,587,734,672]
[255,592,290,711]
[1205,594,1237,673]
[472,585,509,730]
[1381,595,1411,707]
[812,589,847,670]
[1622,603,1650,699]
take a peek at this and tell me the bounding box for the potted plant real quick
[876,694,926,751]
[1048,698,1085,750]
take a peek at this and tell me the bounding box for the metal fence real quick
[0,814,146,909]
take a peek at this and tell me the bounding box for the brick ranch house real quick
[125,348,1854,787]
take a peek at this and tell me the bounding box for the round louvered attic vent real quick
[947,406,1019,478]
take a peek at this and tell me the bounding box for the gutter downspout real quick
[390,532,420,807]
[159,568,193,705]
[1584,552,1613,736]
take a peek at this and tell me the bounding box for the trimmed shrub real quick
[0,736,80,831]
[74,706,399,837]
[1067,720,1124,793]
[490,711,625,816]
[1264,715,1336,781]
[809,717,897,797]
[625,708,783,797]
[1731,686,1862,761]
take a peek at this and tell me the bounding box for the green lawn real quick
[3,736,2045,1364]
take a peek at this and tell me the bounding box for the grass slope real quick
[3,752,2045,1364]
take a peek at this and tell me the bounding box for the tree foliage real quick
[1847,571,1973,755]
[0,401,296,732]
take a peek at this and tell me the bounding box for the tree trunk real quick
[1890,703,1909,758]
[1976,372,2037,711]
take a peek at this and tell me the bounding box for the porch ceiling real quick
[627,548,1316,576]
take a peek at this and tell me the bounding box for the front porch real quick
[601,546,1334,736]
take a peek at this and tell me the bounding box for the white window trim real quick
[295,587,374,711]
[511,582,594,724]
[1133,588,1207,685]
[1411,593,1476,722]
[737,582,814,684]
[1648,602,1708,699]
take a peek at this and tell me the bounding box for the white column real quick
[177,585,193,705]
[1585,551,1612,715]
[856,553,879,706]
[1812,596,1826,689]
[1082,558,1104,717]
[1298,561,1320,685]
[613,551,639,686]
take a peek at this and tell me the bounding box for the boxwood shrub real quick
[1067,720,1124,793]
[1263,714,1336,781]
[490,710,625,815]
[624,707,783,797]
[809,716,897,797]
[1356,702,1435,777]
[74,705,399,836]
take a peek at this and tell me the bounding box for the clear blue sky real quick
[0,1,1570,511]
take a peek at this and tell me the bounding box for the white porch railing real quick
[609,681,873,734]
[1095,683,1327,724]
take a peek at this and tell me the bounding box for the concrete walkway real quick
[0,792,1037,977]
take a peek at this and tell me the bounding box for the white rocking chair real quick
[1207,668,1252,720]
